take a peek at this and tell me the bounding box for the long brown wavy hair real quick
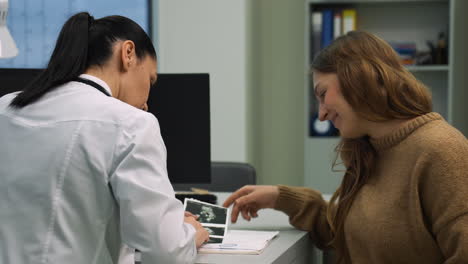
[311,31,432,263]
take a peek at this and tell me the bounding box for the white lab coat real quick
[0,74,197,264]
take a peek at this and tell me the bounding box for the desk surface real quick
[194,192,315,264]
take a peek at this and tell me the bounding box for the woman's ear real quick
[120,40,136,71]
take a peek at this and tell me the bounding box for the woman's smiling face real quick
[313,71,368,139]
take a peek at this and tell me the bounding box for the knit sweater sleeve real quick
[419,132,468,263]
[274,185,333,249]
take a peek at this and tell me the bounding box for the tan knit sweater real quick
[275,113,468,263]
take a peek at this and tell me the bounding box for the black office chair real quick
[173,161,256,192]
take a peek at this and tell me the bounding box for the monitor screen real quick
[0,69,211,184]
[148,74,211,184]
[0,68,42,96]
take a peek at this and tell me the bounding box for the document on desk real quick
[199,230,279,255]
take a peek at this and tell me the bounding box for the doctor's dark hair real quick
[10,12,156,108]
[311,31,431,264]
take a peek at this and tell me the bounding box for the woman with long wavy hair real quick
[224,31,468,263]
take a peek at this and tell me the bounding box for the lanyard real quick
[75,77,111,97]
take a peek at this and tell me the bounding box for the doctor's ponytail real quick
[10,12,156,108]
[10,12,91,108]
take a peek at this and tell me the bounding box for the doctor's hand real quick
[184,216,209,249]
[223,185,279,223]
[184,211,199,220]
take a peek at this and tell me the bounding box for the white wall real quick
[155,0,248,162]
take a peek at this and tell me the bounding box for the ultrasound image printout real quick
[184,198,230,243]
[184,199,228,225]
[204,226,226,237]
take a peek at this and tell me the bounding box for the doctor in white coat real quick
[0,12,208,264]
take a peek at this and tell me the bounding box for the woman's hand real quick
[184,215,209,248]
[223,185,279,223]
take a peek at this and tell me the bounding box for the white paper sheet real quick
[199,230,279,254]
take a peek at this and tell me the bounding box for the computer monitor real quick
[148,73,211,184]
[0,69,211,184]
[0,68,42,97]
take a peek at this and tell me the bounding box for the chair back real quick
[173,161,256,192]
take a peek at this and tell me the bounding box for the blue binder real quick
[321,9,334,49]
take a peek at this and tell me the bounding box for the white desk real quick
[194,192,320,264]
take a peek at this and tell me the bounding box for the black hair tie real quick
[88,14,95,29]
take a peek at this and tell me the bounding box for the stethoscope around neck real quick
[74,77,111,97]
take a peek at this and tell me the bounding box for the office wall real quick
[247,0,306,186]
[154,0,305,186]
[154,0,248,162]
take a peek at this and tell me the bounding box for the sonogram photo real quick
[185,200,227,225]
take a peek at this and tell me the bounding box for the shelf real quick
[308,0,447,4]
[309,65,449,73]
[406,65,449,72]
